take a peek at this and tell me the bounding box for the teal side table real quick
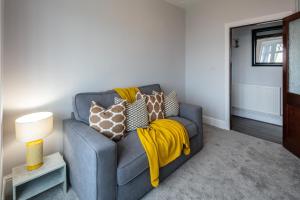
[12,152,66,200]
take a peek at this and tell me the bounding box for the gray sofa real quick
[63,84,203,200]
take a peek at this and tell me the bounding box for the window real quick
[252,26,283,66]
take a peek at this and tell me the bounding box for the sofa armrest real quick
[179,103,203,133]
[63,119,117,200]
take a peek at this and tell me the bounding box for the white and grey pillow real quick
[153,91,179,117]
[114,97,149,132]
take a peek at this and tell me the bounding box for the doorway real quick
[225,12,300,158]
[230,21,283,144]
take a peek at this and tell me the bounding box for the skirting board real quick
[232,107,283,126]
[203,116,228,130]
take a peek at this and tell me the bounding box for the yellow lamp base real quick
[26,139,44,171]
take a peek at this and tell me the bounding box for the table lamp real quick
[15,112,53,171]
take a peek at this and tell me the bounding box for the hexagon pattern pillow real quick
[136,91,165,122]
[153,91,179,117]
[114,97,149,132]
[89,100,126,141]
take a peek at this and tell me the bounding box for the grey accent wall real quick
[185,0,295,121]
[231,21,283,87]
[2,0,185,175]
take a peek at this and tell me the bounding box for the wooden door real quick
[283,12,300,158]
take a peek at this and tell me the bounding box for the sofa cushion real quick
[168,116,198,138]
[159,91,179,117]
[117,117,198,186]
[115,97,149,132]
[89,100,127,141]
[73,84,161,124]
[136,91,165,122]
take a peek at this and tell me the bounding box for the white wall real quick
[185,0,295,124]
[2,0,185,175]
[231,22,283,87]
[0,0,3,196]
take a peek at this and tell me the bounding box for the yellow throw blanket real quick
[114,87,190,187]
[114,87,139,103]
[137,119,190,187]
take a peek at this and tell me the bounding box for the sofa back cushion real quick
[74,84,161,124]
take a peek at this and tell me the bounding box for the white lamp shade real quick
[15,112,53,142]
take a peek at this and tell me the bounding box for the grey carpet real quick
[9,125,300,200]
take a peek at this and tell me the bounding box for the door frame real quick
[224,11,294,130]
[283,11,300,156]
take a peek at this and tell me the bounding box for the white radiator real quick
[232,83,282,116]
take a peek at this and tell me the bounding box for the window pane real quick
[275,52,283,63]
[289,19,300,95]
[256,36,283,63]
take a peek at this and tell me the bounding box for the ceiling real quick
[164,0,192,8]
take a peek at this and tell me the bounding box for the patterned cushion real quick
[154,91,179,117]
[136,91,165,122]
[89,100,126,142]
[114,97,149,132]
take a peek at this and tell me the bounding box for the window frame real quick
[252,26,283,67]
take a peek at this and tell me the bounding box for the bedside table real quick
[12,152,66,200]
